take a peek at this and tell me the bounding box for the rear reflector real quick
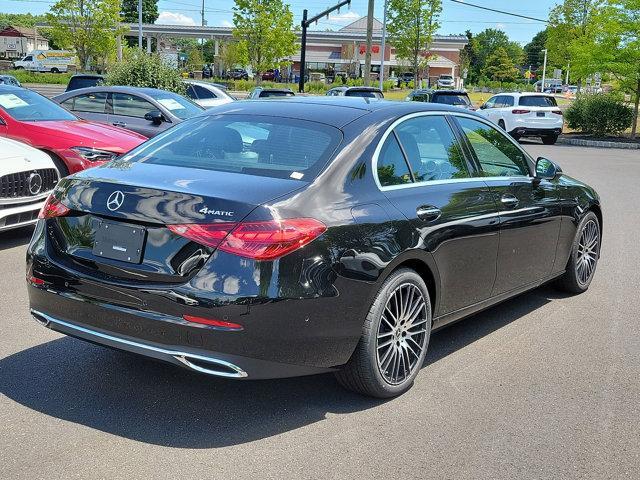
[511,109,531,114]
[183,314,243,331]
[26,274,45,286]
[38,195,70,219]
[169,218,327,261]
[552,110,563,115]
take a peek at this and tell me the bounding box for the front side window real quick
[146,91,203,120]
[457,117,530,177]
[70,92,107,113]
[395,116,469,182]
[112,93,156,118]
[120,115,342,181]
[484,97,497,109]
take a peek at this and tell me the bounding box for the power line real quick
[448,0,549,23]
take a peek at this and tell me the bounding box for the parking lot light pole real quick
[541,48,548,92]
[299,0,352,93]
[379,0,388,91]
[138,0,143,50]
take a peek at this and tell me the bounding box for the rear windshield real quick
[122,115,342,181]
[68,77,102,90]
[519,96,557,107]
[432,93,471,106]
[345,90,383,99]
[260,91,294,98]
[0,88,76,121]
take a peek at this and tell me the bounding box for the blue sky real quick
[4,0,557,44]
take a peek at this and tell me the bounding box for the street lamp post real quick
[378,0,389,91]
[541,48,548,92]
[138,0,143,49]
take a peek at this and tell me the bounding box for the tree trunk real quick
[632,78,640,139]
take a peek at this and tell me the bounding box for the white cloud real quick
[156,11,197,26]
[327,11,360,23]
[221,19,233,28]
[495,23,506,30]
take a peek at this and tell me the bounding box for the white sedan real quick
[184,80,235,109]
[476,92,564,144]
[0,137,59,232]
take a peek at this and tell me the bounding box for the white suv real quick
[437,74,455,88]
[476,92,563,144]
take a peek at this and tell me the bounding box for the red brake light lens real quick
[38,195,70,219]
[511,109,531,114]
[168,218,327,261]
[182,315,243,331]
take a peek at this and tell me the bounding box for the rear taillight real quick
[511,109,531,114]
[183,315,243,331]
[168,218,327,261]
[552,110,563,115]
[38,195,70,219]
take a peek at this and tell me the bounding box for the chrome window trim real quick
[372,111,533,192]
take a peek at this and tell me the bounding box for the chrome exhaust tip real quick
[173,354,248,378]
[31,310,50,327]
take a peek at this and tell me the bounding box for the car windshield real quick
[0,88,76,121]
[146,91,203,120]
[519,96,558,107]
[432,93,471,106]
[121,115,342,181]
[345,90,383,99]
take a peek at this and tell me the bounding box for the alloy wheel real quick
[376,283,428,385]
[576,219,599,285]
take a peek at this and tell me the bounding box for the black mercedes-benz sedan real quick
[27,98,602,398]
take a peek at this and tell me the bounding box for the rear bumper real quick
[510,126,562,137]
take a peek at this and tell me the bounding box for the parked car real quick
[476,92,563,144]
[397,72,415,86]
[0,75,21,87]
[534,78,562,92]
[261,70,276,81]
[0,137,59,232]
[0,85,146,176]
[405,89,474,110]
[248,87,295,99]
[65,74,104,92]
[326,86,383,99]
[309,72,326,83]
[564,85,578,96]
[53,86,204,138]
[436,74,455,88]
[226,68,249,80]
[27,98,602,398]
[184,81,235,109]
[544,85,564,94]
[13,50,73,73]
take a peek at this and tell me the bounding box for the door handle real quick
[416,205,442,222]
[112,121,127,127]
[500,194,519,209]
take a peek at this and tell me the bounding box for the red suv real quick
[0,86,147,176]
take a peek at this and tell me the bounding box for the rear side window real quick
[122,115,342,181]
[69,92,107,113]
[112,93,155,118]
[519,96,557,107]
[192,85,216,99]
[345,90,383,99]
[377,135,412,186]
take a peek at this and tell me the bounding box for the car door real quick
[59,92,108,124]
[478,95,497,121]
[376,113,500,316]
[453,115,562,295]
[108,92,165,137]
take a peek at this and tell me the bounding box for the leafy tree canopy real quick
[121,0,159,24]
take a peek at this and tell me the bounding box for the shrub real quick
[305,81,328,94]
[3,69,72,85]
[565,93,633,137]
[105,50,186,95]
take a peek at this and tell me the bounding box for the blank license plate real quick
[537,112,546,117]
[92,221,146,263]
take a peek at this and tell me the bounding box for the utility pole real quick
[364,0,375,86]
[138,0,143,49]
[299,1,352,93]
[541,48,548,92]
[378,0,388,91]
[201,0,205,26]
[565,61,570,85]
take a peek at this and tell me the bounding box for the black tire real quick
[509,131,521,141]
[556,211,600,293]
[335,268,432,398]
[498,120,506,131]
[43,151,69,178]
[51,68,60,74]
[542,134,558,145]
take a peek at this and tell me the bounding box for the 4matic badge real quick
[199,207,235,217]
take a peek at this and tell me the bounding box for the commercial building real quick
[0,26,49,60]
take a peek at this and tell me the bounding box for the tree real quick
[46,0,124,70]
[218,42,244,72]
[482,47,518,82]
[186,46,204,71]
[0,13,47,28]
[105,48,186,94]
[387,0,442,87]
[475,28,523,69]
[121,0,158,24]
[523,29,548,72]
[232,0,297,82]
[459,30,479,84]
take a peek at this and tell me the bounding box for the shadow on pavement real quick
[0,285,563,448]
[0,226,33,251]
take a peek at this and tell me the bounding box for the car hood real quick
[0,137,55,175]
[21,120,147,153]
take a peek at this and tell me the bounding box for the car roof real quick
[70,74,104,79]
[203,97,474,128]
[0,84,24,92]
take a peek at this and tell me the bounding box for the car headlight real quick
[70,147,118,162]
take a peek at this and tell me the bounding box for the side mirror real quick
[479,103,487,110]
[535,157,562,180]
[144,110,164,125]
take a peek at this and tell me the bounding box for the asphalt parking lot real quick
[1,143,638,480]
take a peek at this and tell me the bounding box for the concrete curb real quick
[557,136,640,149]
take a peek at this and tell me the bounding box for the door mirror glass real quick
[479,103,487,109]
[535,157,562,180]
[144,110,164,124]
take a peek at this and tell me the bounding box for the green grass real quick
[1,69,72,85]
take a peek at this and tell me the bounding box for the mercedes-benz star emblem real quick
[106,190,125,211]
[27,172,43,196]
